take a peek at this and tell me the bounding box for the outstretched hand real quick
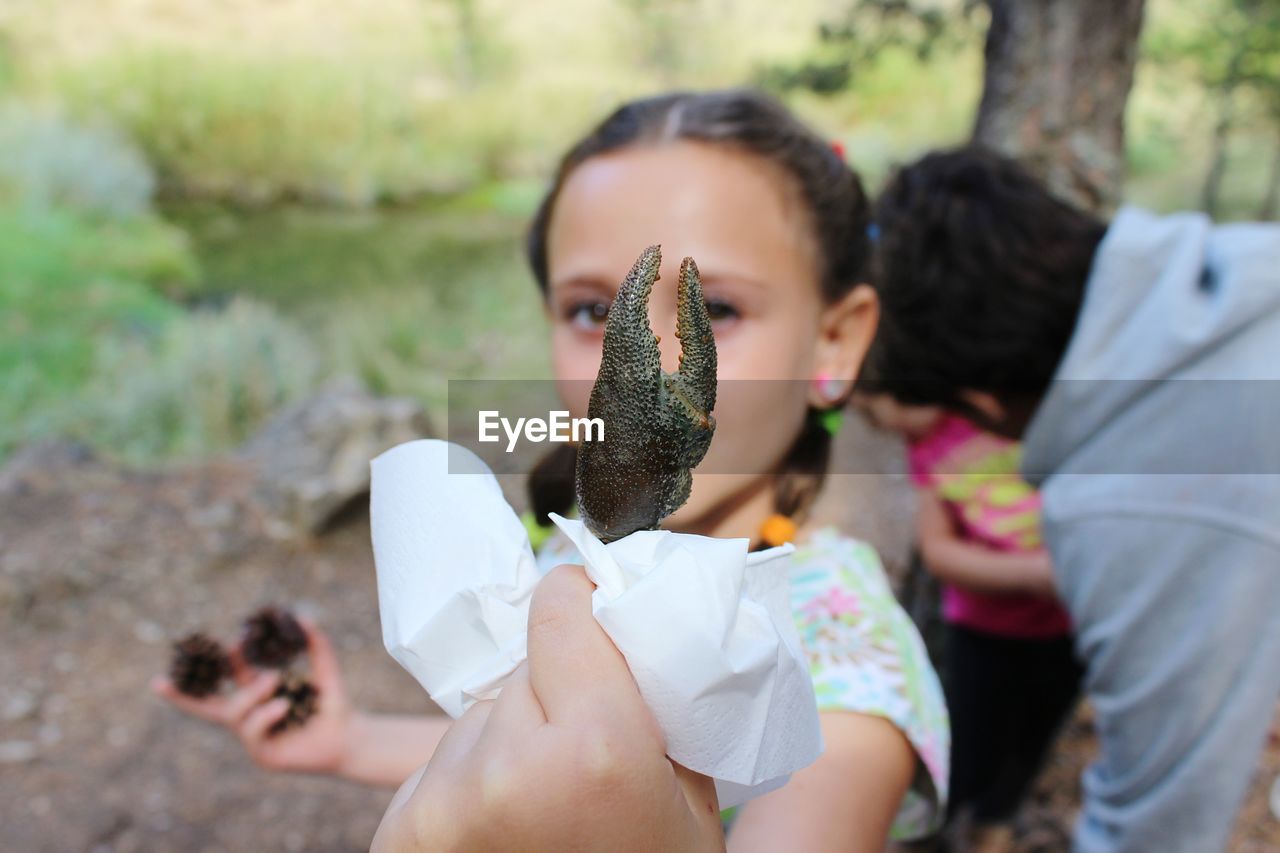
[372,564,726,852]
[152,616,354,775]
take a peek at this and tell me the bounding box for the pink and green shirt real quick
[908,414,1072,638]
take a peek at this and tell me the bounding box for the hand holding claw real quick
[575,245,718,542]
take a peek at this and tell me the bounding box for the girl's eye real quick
[564,297,739,330]
[705,298,740,323]
[566,300,611,330]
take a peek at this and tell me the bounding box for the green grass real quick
[46,47,529,205]
[0,205,194,456]
[166,195,554,415]
[0,164,551,466]
[71,296,324,462]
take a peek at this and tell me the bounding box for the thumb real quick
[298,616,344,691]
[526,564,655,738]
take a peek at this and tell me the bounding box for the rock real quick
[132,621,164,645]
[239,379,431,536]
[186,502,235,530]
[1,690,38,722]
[0,740,38,764]
[0,441,97,496]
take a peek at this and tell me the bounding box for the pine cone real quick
[241,606,307,669]
[268,673,320,736]
[169,633,232,697]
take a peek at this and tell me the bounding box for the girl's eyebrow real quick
[699,270,772,293]
[551,267,773,295]
[549,274,618,294]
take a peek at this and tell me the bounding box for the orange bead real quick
[759,514,797,547]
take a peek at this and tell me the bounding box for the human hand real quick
[153,617,356,776]
[1021,550,1060,600]
[371,564,725,853]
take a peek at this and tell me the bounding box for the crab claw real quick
[575,245,718,542]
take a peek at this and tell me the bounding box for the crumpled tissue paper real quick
[370,439,823,807]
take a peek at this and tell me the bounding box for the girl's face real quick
[544,141,876,535]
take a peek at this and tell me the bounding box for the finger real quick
[227,645,256,688]
[152,676,233,724]
[372,764,434,853]
[429,700,494,768]
[526,564,654,733]
[224,672,281,727]
[383,763,430,823]
[153,677,229,722]
[482,662,546,741]
[241,697,291,744]
[297,616,343,689]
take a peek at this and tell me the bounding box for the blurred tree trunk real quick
[1201,52,1245,217]
[1261,136,1280,220]
[1201,92,1236,217]
[972,0,1146,214]
[450,0,481,90]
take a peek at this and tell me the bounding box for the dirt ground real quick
[1,438,1276,852]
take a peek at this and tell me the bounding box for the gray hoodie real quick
[1019,207,1280,852]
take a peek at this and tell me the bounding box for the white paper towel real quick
[370,439,823,807]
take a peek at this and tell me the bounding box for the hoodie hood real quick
[1022,206,1280,483]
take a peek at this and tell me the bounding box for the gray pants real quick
[1047,512,1280,852]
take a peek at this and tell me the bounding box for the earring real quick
[812,373,847,436]
[813,373,847,406]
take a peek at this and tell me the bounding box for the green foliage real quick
[0,205,195,457]
[758,0,979,97]
[51,48,455,205]
[166,201,552,415]
[4,0,1279,470]
[47,43,639,207]
[1145,0,1280,95]
[1138,0,1280,216]
[0,102,155,218]
[0,95,208,461]
[61,298,323,463]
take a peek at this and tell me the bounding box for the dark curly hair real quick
[525,89,873,531]
[864,146,1108,415]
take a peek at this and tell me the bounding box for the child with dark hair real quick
[869,145,1280,853]
[518,88,950,849]
[157,89,951,851]
[859,392,1083,850]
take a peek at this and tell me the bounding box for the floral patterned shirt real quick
[535,526,949,840]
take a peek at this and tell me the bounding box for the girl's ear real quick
[809,284,878,409]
